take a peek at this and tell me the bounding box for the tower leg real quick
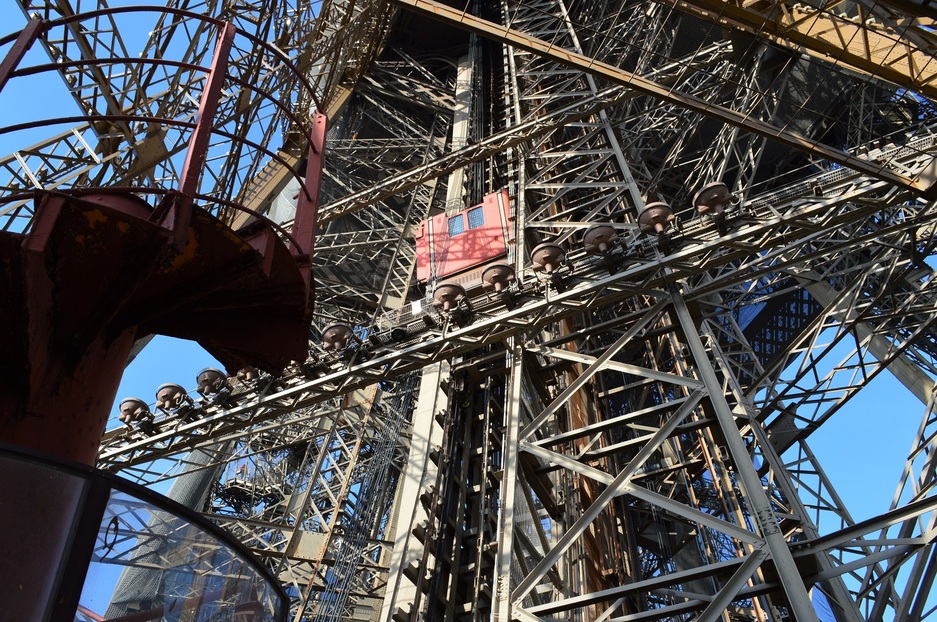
[672,290,820,622]
[1,329,136,464]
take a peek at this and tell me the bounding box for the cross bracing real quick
[6,0,937,620]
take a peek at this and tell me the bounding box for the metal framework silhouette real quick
[5,0,937,621]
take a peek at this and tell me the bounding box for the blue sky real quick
[111,336,220,424]
[809,367,923,520]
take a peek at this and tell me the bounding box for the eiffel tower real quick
[4,0,937,621]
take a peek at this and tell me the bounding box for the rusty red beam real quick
[293,112,328,289]
[177,22,235,200]
[158,22,235,248]
[0,17,43,94]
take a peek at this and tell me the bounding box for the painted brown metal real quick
[0,19,323,465]
[660,0,937,100]
[0,190,312,464]
[387,0,937,196]
[293,112,329,292]
[0,17,42,93]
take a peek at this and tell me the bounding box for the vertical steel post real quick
[293,112,328,290]
[672,289,820,622]
[379,362,449,621]
[163,21,235,248]
[493,339,524,621]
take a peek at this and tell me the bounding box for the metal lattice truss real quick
[93,145,937,618]
[1,0,389,231]
[7,0,937,619]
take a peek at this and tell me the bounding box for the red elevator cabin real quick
[415,189,513,291]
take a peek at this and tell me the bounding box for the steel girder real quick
[6,0,937,619]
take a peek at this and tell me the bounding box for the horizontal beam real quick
[98,152,937,467]
[665,0,937,100]
[387,0,935,196]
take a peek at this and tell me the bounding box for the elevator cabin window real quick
[448,215,465,236]
[467,207,484,229]
[448,208,485,237]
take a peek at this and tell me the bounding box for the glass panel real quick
[0,447,284,622]
[448,215,465,236]
[0,455,86,622]
[467,207,484,229]
[77,488,283,621]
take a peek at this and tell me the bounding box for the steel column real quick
[672,289,820,622]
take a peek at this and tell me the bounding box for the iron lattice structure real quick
[5,0,937,621]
